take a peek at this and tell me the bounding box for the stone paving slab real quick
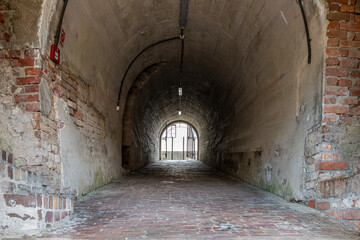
[6,160,360,239]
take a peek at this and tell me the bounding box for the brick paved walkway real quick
[39,160,358,239]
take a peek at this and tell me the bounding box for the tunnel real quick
[0,0,360,237]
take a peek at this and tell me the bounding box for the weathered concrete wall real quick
[207,0,326,202]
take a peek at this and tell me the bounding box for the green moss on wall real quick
[257,178,293,201]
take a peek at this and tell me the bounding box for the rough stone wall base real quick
[0,149,74,236]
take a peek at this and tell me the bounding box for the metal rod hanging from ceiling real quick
[180,0,188,29]
[297,0,311,64]
[178,0,188,112]
[54,0,69,47]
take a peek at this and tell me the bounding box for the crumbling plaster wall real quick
[0,0,123,198]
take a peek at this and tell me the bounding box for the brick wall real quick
[1,9,107,233]
[0,149,73,234]
[304,0,360,231]
[1,46,106,190]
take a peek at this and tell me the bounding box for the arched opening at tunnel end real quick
[159,121,199,161]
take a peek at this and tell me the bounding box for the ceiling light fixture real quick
[178,87,183,96]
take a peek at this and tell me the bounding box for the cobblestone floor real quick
[38,160,358,239]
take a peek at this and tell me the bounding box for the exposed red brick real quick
[317,202,330,210]
[0,13,4,22]
[325,78,338,86]
[356,15,360,22]
[327,30,347,39]
[317,162,348,170]
[327,38,339,47]
[351,70,360,78]
[8,50,21,59]
[309,200,316,208]
[355,4,360,14]
[16,76,40,85]
[327,0,348,3]
[340,22,360,31]
[350,106,360,115]
[25,68,41,76]
[338,79,353,87]
[340,40,360,48]
[26,103,40,112]
[8,153,12,164]
[326,210,336,217]
[324,97,337,104]
[14,94,39,103]
[7,166,13,179]
[325,68,349,77]
[324,86,348,95]
[329,4,340,12]
[328,12,350,21]
[350,88,360,96]
[2,150,6,161]
[326,48,348,57]
[324,105,349,114]
[45,211,53,223]
[340,5,354,12]
[11,58,34,67]
[313,153,338,162]
[4,194,36,208]
[341,210,360,220]
[355,33,360,41]
[25,85,39,93]
[340,59,358,68]
[348,50,360,59]
[339,97,357,105]
[326,57,339,66]
[328,21,340,29]
[348,32,356,41]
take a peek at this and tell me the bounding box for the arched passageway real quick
[0,0,359,236]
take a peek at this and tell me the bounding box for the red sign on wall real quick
[60,29,66,47]
[50,44,60,64]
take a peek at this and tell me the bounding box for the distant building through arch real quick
[160,121,198,160]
